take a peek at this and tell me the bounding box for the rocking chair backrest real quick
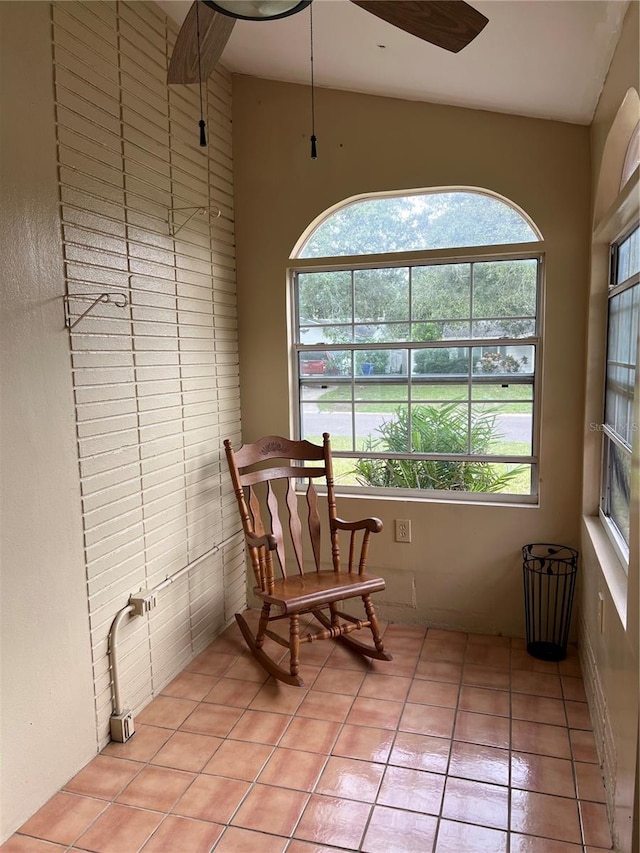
[224,433,339,591]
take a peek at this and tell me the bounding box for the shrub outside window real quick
[291,190,543,501]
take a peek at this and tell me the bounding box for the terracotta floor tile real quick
[186,649,238,677]
[510,789,581,844]
[181,703,244,738]
[462,664,510,690]
[574,761,607,802]
[561,675,587,702]
[101,725,172,762]
[115,765,195,812]
[140,815,223,853]
[458,685,510,716]
[224,653,271,683]
[135,696,198,729]
[389,732,451,774]
[448,741,509,786]
[468,633,511,648]
[150,731,222,772]
[361,805,438,853]
[313,666,365,696]
[286,842,342,853]
[345,696,404,730]
[231,783,309,835]
[511,719,571,758]
[511,694,566,726]
[324,643,374,671]
[580,800,613,848]
[565,700,592,730]
[377,766,444,815]
[249,681,308,714]
[368,653,418,678]
[279,716,341,754]
[75,803,163,853]
[399,702,455,738]
[229,709,291,745]
[511,669,563,699]
[171,774,250,823]
[426,627,467,644]
[511,650,560,675]
[160,671,218,701]
[0,838,67,852]
[203,739,273,781]
[383,635,424,656]
[359,672,412,702]
[558,656,583,678]
[511,751,576,797]
[202,676,262,708]
[332,724,394,763]
[295,689,354,723]
[464,645,511,670]
[213,826,288,853]
[509,834,583,852]
[294,794,371,849]
[570,728,599,763]
[414,659,463,683]
[442,777,508,830]
[258,747,327,791]
[407,678,459,708]
[64,755,142,801]
[203,633,246,658]
[17,792,107,846]
[453,711,510,749]
[421,639,466,664]
[385,623,427,641]
[435,819,507,853]
[315,756,384,802]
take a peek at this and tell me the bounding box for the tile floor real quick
[3,614,613,853]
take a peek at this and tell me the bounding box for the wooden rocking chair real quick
[224,432,392,686]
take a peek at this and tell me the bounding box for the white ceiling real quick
[156,0,631,124]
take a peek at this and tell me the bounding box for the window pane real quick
[355,349,407,376]
[299,350,329,376]
[607,439,631,547]
[356,323,409,343]
[412,264,471,322]
[472,318,536,339]
[472,346,535,377]
[605,282,639,446]
[355,381,408,404]
[298,271,351,325]
[298,191,539,258]
[411,381,468,402]
[616,226,639,284]
[412,347,470,377]
[355,406,402,450]
[473,259,538,319]
[354,268,409,323]
[300,402,353,448]
[300,324,353,345]
[412,320,471,341]
[471,402,533,455]
[471,382,533,401]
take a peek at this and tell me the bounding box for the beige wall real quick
[580,3,640,851]
[0,1,97,838]
[232,75,591,636]
[0,1,244,840]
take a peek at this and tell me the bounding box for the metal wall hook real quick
[168,205,221,237]
[64,292,129,330]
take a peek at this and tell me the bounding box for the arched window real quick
[290,189,544,501]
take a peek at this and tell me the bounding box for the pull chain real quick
[309,1,317,159]
[196,2,207,146]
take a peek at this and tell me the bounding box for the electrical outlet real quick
[110,711,134,743]
[395,519,412,543]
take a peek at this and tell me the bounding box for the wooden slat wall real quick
[52,0,245,744]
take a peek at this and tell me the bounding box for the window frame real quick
[599,221,640,568]
[289,241,545,504]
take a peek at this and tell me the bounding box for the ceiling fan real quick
[167,1,489,85]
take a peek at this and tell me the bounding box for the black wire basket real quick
[522,543,578,662]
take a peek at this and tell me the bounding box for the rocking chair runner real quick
[224,432,392,686]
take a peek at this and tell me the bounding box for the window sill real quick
[583,515,628,630]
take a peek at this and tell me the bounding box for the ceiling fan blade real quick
[350,0,488,53]
[168,2,235,84]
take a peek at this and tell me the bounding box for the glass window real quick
[600,224,639,559]
[293,253,540,498]
[297,190,540,258]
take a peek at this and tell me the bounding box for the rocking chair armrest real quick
[246,531,278,550]
[332,516,383,534]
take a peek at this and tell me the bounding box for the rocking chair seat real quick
[255,570,386,615]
